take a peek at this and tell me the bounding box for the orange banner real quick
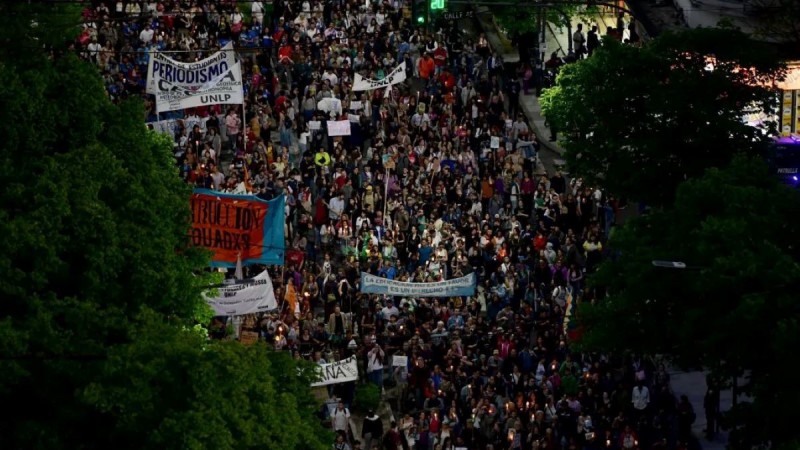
[190,190,285,266]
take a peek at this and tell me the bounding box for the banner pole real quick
[277,264,287,318]
[242,100,247,152]
[383,168,390,221]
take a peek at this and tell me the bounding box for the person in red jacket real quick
[533,231,548,252]
[497,333,515,359]
[437,67,456,92]
[417,53,435,81]
[433,46,447,75]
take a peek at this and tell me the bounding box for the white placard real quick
[348,114,361,123]
[392,355,408,367]
[490,136,500,149]
[327,120,351,136]
[308,120,321,130]
[311,356,359,386]
[203,270,277,316]
[350,100,363,111]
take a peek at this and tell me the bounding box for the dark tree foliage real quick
[541,27,785,206]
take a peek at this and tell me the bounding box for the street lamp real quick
[651,260,706,270]
[651,260,687,269]
[652,258,736,406]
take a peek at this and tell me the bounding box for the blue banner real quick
[190,190,285,267]
[360,272,477,297]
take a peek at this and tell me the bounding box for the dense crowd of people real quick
[75,1,702,450]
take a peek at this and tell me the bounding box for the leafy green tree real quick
[491,3,600,49]
[0,1,81,59]
[83,315,333,450]
[577,156,800,449]
[493,6,539,36]
[540,27,785,206]
[0,4,331,449]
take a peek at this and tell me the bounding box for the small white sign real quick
[327,120,352,136]
[392,355,408,367]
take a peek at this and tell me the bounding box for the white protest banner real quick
[490,136,500,149]
[203,270,277,316]
[348,114,360,123]
[317,97,342,115]
[146,119,177,136]
[147,42,236,94]
[308,120,321,131]
[154,62,244,113]
[310,356,359,387]
[353,62,407,91]
[360,272,477,297]
[350,100,363,111]
[185,116,211,132]
[327,120,351,136]
[392,355,408,367]
[147,43,244,113]
[148,117,212,137]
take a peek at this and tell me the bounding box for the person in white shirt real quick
[231,8,243,26]
[367,343,385,387]
[322,68,339,87]
[86,37,102,64]
[356,211,371,231]
[380,301,399,321]
[632,381,650,419]
[328,192,345,220]
[332,401,351,434]
[139,25,154,44]
[251,1,264,26]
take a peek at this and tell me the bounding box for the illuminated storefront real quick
[778,63,800,137]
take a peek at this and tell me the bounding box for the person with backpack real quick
[332,400,351,437]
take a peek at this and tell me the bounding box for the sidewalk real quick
[669,370,731,450]
[473,6,520,64]
[473,4,567,164]
[348,388,395,448]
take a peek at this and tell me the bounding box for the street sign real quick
[442,10,474,20]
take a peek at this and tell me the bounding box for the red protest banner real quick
[190,190,270,265]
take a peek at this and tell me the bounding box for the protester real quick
[361,408,384,450]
